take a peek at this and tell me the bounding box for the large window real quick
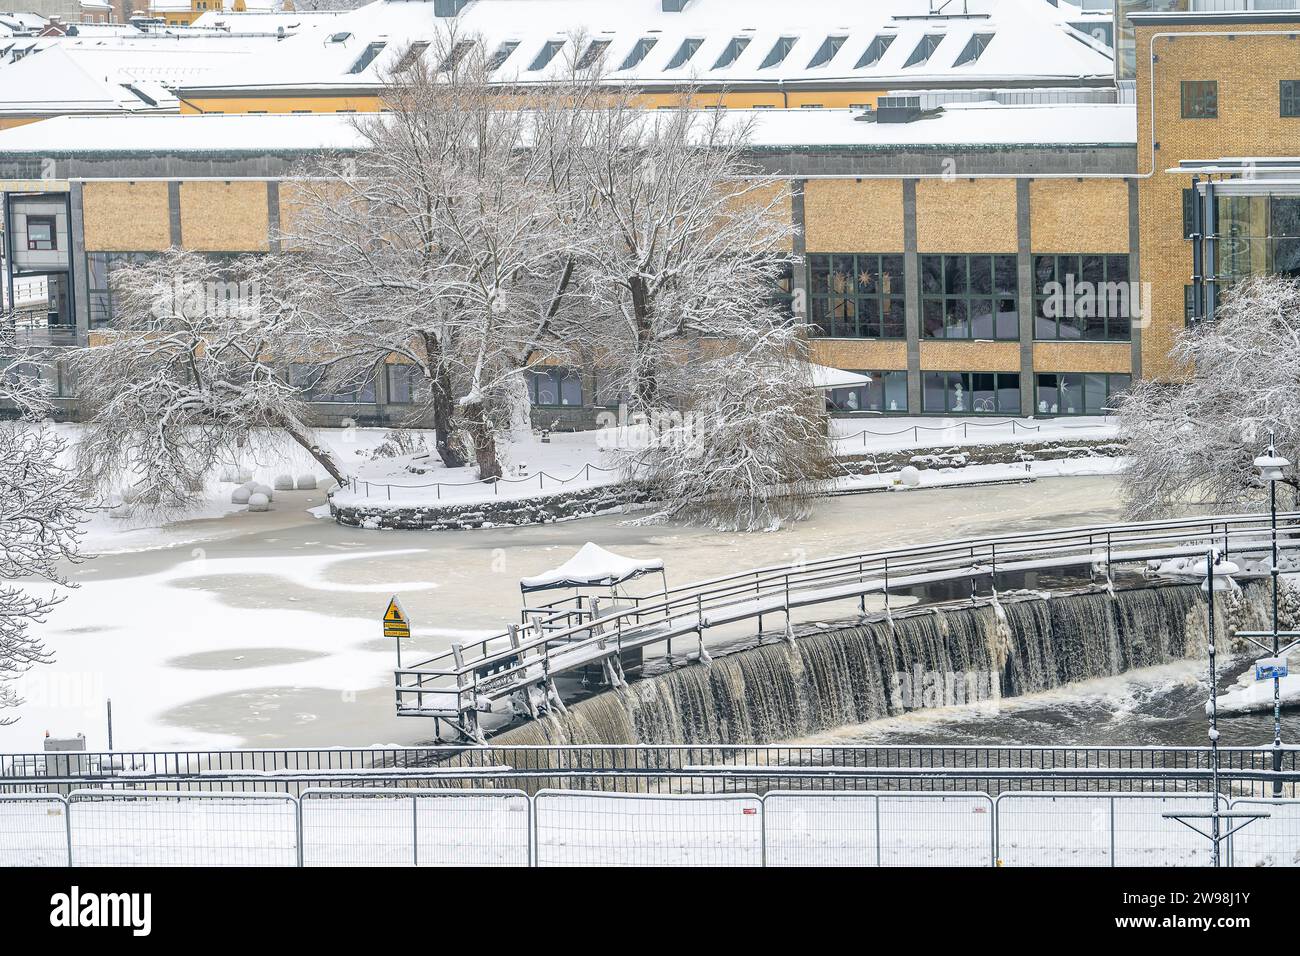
[385,364,421,404]
[1035,373,1130,416]
[527,367,583,407]
[826,370,908,414]
[923,372,1020,415]
[808,254,904,338]
[86,251,157,327]
[1180,80,1218,119]
[1214,194,1300,281]
[1032,254,1132,340]
[288,364,376,404]
[921,254,1018,340]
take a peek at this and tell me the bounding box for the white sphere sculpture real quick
[247,492,270,512]
[231,485,253,505]
[273,474,295,491]
[899,466,922,488]
[295,474,317,491]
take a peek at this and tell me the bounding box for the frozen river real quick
[0,476,1139,752]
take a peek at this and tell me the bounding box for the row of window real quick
[469,31,994,77]
[826,371,1131,417]
[1180,79,1300,120]
[808,253,1133,342]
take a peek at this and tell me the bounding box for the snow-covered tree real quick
[1119,274,1300,518]
[0,328,86,723]
[577,99,799,411]
[277,32,598,480]
[611,331,833,531]
[71,249,346,514]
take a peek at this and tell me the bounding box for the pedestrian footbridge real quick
[393,511,1300,740]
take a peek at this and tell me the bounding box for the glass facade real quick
[1032,254,1132,340]
[922,372,1021,415]
[808,254,905,338]
[1214,194,1300,280]
[921,254,1019,340]
[288,363,376,404]
[1034,372,1130,416]
[825,370,908,414]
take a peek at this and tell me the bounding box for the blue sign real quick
[1256,656,1289,681]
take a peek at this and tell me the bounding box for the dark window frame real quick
[922,371,1021,416]
[1180,80,1218,119]
[527,367,584,408]
[808,253,906,339]
[920,253,1019,341]
[1032,253,1133,341]
[1034,372,1131,417]
[26,214,55,251]
[1282,79,1300,118]
[825,369,909,414]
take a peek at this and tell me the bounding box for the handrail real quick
[395,510,1300,722]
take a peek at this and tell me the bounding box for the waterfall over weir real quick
[493,583,1222,747]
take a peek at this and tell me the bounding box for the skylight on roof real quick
[486,40,519,71]
[576,38,610,69]
[902,34,944,69]
[347,41,385,75]
[437,40,474,72]
[620,37,657,71]
[808,35,846,68]
[760,36,798,69]
[855,34,894,69]
[666,37,702,69]
[713,36,750,69]
[394,41,429,72]
[528,39,564,71]
[953,32,993,67]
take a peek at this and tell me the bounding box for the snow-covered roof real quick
[191,10,348,33]
[807,364,871,390]
[0,33,293,115]
[179,0,1115,96]
[519,542,664,592]
[0,103,1137,155]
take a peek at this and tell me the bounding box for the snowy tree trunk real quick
[501,367,534,446]
[460,397,504,482]
[273,408,347,487]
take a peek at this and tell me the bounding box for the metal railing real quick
[6,745,1299,797]
[395,510,1300,730]
[832,416,1116,450]
[5,785,1298,867]
[342,461,620,501]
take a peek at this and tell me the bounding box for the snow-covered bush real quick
[247,493,270,512]
[296,474,317,490]
[1119,274,1300,518]
[230,484,253,505]
[273,474,295,491]
[614,339,833,531]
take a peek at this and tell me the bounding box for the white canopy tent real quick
[519,542,666,594]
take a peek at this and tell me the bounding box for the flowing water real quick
[496,582,1286,749]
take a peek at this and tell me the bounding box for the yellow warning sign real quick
[383,596,410,639]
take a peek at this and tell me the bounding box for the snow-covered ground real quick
[327,416,1124,511]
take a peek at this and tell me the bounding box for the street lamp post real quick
[1254,440,1291,797]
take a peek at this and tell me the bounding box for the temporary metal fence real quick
[762,791,995,867]
[534,790,763,867]
[299,788,531,867]
[66,790,299,868]
[993,792,1216,867]
[7,786,1297,867]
